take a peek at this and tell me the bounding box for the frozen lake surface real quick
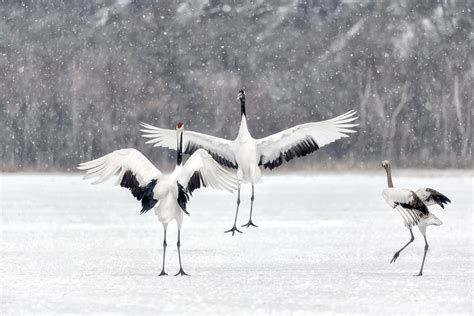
[1,171,472,314]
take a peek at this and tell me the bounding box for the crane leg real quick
[415,235,429,277]
[174,229,189,276]
[390,228,414,263]
[159,224,168,276]
[242,184,258,228]
[224,186,243,235]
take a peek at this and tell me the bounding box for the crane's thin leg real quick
[416,235,429,277]
[390,228,414,263]
[224,186,243,235]
[175,229,189,276]
[159,224,168,276]
[242,184,258,228]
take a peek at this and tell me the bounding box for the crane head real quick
[237,89,245,100]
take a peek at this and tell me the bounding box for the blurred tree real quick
[0,0,472,170]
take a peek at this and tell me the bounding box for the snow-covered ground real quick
[1,171,472,314]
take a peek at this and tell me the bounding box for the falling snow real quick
[1,1,472,170]
[0,1,472,314]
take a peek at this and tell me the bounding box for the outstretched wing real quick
[382,188,428,228]
[415,188,451,209]
[256,110,358,170]
[175,149,238,214]
[178,149,238,194]
[77,149,162,214]
[140,122,237,169]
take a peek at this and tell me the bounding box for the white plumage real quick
[141,124,236,169]
[382,188,423,228]
[381,160,450,276]
[256,110,358,168]
[141,90,358,234]
[415,188,452,208]
[78,123,238,276]
[80,149,161,186]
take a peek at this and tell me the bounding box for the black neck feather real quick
[177,132,183,166]
[240,96,246,117]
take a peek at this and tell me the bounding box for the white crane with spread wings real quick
[78,122,238,276]
[141,90,358,235]
[381,160,451,276]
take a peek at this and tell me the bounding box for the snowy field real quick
[1,171,472,315]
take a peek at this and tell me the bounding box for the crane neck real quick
[176,131,183,166]
[385,166,394,188]
[240,96,246,117]
[238,114,251,138]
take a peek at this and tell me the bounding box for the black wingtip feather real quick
[184,142,237,169]
[187,171,205,195]
[260,136,320,170]
[120,170,158,214]
[426,188,451,209]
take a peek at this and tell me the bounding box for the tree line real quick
[1,0,472,170]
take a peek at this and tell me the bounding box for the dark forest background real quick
[1,0,472,171]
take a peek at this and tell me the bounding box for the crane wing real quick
[255,110,358,169]
[415,188,451,209]
[140,122,237,169]
[382,188,428,228]
[178,149,238,194]
[175,149,238,214]
[77,149,162,214]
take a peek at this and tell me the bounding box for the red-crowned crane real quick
[381,160,451,276]
[78,122,238,276]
